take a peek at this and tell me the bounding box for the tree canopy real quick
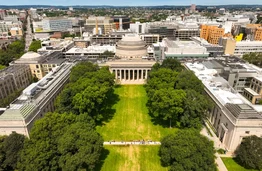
[18,113,103,171]
[146,59,211,129]
[55,62,115,122]
[160,129,216,171]
[28,40,41,52]
[0,132,26,171]
[243,52,262,67]
[235,135,262,170]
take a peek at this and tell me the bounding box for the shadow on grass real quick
[233,157,259,170]
[94,148,110,171]
[96,86,120,126]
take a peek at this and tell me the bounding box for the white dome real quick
[21,52,41,60]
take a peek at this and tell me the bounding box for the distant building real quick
[0,65,31,102]
[42,18,72,32]
[200,25,225,44]
[85,16,115,35]
[190,4,196,13]
[130,22,148,34]
[219,37,236,55]
[10,27,23,37]
[113,15,130,30]
[0,63,74,137]
[30,8,38,20]
[218,8,226,15]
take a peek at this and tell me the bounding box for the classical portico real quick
[101,60,156,84]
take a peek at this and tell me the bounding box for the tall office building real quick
[200,25,225,44]
[113,15,130,30]
[42,18,72,32]
[190,4,196,12]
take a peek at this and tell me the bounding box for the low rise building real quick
[42,17,72,32]
[0,63,74,137]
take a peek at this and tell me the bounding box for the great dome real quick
[20,52,42,60]
[116,34,147,58]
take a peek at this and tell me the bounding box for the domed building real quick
[116,34,147,58]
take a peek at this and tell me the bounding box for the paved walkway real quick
[104,141,161,145]
[201,121,228,171]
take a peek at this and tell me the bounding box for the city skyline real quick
[1,0,262,6]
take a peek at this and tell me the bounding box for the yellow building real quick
[200,25,225,44]
[14,51,65,80]
[255,27,262,41]
[235,33,243,41]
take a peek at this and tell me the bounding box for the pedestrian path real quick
[104,140,161,145]
[201,121,228,171]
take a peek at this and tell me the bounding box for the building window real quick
[245,131,250,134]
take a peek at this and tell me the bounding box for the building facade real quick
[42,18,72,32]
[0,63,74,137]
[200,25,225,44]
[0,65,31,102]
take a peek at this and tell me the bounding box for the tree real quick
[69,61,99,82]
[2,132,26,170]
[235,135,262,170]
[161,58,184,72]
[28,40,41,52]
[0,135,7,171]
[175,70,204,93]
[18,113,77,171]
[58,122,103,171]
[181,90,212,129]
[149,88,186,127]
[160,129,216,171]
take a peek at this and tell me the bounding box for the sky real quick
[0,0,262,6]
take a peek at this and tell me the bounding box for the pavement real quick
[201,121,229,171]
[104,141,161,145]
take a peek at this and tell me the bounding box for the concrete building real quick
[185,62,262,153]
[42,18,72,32]
[10,27,23,37]
[202,58,258,93]
[0,65,31,102]
[243,77,262,104]
[91,34,122,45]
[0,63,74,137]
[30,8,38,20]
[191,37,224,57]
[14,51,64,80]
[130,22,148,34]
[219,37,236,55]
[154,38,209,60]
[200,25,225,44]
[85,16,115,35]
[0,21,22,37]
[116,34,148,58]
[234,41,262,56]
[190,4,196,13]
[139,34,159,46]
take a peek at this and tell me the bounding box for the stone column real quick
[145,70,148,79]
[120,69,122,81]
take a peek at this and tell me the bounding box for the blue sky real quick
[0,0,262,6]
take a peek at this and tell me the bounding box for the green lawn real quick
[97,146,168,171]
[96,85,176,171]
[222,157,259,171]
[96,85,176,141]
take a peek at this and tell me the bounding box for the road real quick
[25,14,33,52]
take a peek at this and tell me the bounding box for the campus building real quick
[14,51,65,80]
[0,63,74,137]
[42,18,72,32]
[85,16,115,35]
[0,65,31,102]
[185,62,262,153]
[200,25,225,44]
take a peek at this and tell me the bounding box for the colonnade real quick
[112,69,150,81]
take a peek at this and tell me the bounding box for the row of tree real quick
[0,62,115,170]
[0,40,25,66]
[145,59,212,129]
[28,40,41,52]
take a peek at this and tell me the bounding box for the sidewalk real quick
[201,122,229,171]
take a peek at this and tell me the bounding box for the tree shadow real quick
[232,157,259,170]
[94,148,110,171]
[96,86,120,126]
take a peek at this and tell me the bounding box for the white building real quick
[42,18,72,32]
[130,22,148,34]
[185,62,262,153]
[235,41,262,56]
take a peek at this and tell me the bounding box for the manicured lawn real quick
[96,85,177,141]
[222,157,259,171]
[98,146,168,171]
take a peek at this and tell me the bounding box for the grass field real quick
[221,157,259,171]
[96,85,177,141]
[97,146,168,171]
[96,85,175,171]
